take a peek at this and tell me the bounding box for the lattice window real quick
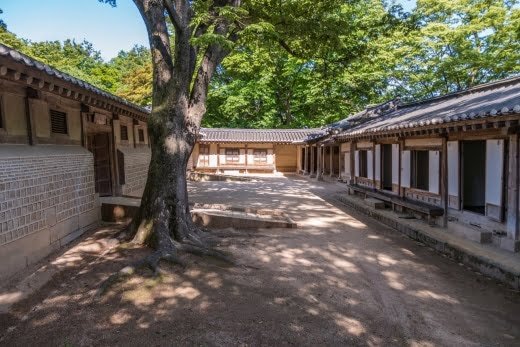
[120,125,129,141]
[253,149,267,163]
[199,144,210,166]
[138,128,145,142]
[225,148,240,163]
[50,109,68,134]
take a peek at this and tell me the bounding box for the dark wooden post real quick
[507,134,519,240]
[245,143,248,174]
[441,136,448,227]
[24,87,38,146]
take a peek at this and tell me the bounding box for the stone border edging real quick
[332,193,520,290]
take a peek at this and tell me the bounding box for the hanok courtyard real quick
[1,176,520,346]
[1,3,520,345]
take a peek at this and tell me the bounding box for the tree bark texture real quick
[116,0,240,270]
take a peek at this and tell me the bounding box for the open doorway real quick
[381,144,392,191]
[87,133,113,197]
[462,140,486,214]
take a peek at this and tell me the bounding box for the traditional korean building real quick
[0,44,151,279]
[300,76,520,252]
[190,128,323,174]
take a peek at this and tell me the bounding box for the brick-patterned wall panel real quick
[119,147,151,197]
[0,146,96,246]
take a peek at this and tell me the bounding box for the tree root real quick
[96,236,235,297]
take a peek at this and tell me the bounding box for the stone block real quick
[450,222,492,244]
[499,238,520,252]
[45,207,57,227]
[364,198,385,209]
[0,228,51,280]
[50,215,79,244]
[79,208,99,229]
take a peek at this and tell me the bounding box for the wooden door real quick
[89,133,112,196]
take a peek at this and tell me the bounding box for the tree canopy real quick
[1,0,518,126]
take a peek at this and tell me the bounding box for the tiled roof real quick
[0,43,149,115]
[199,128,325,143]
[335,76,520,139]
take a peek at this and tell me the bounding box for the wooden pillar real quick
[507,134,519,240]
[216,143,220,174]
[303,146,307,174]
[338,145,342,179]
[399,138,404,198]
[24,87,38,146]
[310,145,315,177]
[316,145,324,180]
[329,145,333,177]
[441,136,449,227]
[350,141,357,187]
[245,143,248,174]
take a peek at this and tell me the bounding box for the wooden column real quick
[216,143,220,173]
[245,143,248,174]
[24,87,38,146]
[441,136,449,227]
[507,134,519,240]
[303,145,309,175]
[310,145,315,177]
[338,145,342,179]
[399,138,404,198]
[317,145,323,180]
[329,145,333,177]
[350,141,356,187]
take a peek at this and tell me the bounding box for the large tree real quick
[96,0,407,280]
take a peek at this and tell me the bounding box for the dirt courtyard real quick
[1,176,520,346]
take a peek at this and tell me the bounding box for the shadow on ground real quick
[1,176,519,346]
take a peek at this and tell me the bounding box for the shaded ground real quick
[1,176,520,346]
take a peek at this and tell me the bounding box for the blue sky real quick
[0,0,417,61]
[0,0,148,60]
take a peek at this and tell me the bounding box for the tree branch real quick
[163,0,183,32]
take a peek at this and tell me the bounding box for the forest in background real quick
[0,0,518,128]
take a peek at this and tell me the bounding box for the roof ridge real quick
[399,74,520,109]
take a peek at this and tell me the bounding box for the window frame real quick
[49,109,69,135]
[120,124,129,141]
[358,150,368,178]
[199,144,210,166]
[138,128,145,142]
[411,150,429,191]
[253,149,268,164]
[225,148,240,164]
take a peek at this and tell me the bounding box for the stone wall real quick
[0,145,99,279]
[119,146,151,197]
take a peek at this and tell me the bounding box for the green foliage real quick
[204,0,519,128]
[1,0,518,125]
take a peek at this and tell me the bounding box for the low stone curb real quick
[333,193,520,290]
